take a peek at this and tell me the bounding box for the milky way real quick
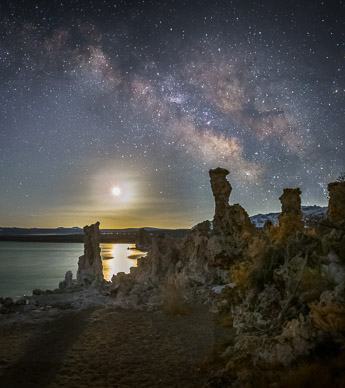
[0,0,344,228]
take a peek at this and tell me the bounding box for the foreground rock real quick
[327,181,345,224]
[77,221,104,285]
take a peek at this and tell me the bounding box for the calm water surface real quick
[0,242,145,299]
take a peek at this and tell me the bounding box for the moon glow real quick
[112,186,121,197]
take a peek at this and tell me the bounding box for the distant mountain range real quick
[0,226,83,236]
[0,226,188,236]
[0,206,327,237]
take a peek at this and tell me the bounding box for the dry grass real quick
[218,313,234,328]
[250,245,285,290]
[310,301,345,348]
[196,341,233,375]
[277,355,345,388]
[299,267,331,303]
[229,262,251,290]
[161,276,188,316]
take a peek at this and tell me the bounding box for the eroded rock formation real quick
[111,168,255,301]
[59,270,74,290]
[278,188,304,236]
[135,228,152,251]
[209,167,253,236]
[210,167,232,234]
[54,168,345,386]
[135,233,180,285]
[77,221,103,285]
[327,181,345,223]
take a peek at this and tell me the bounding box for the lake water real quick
[0,242,144,299]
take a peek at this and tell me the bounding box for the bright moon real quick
[112,186,121,196]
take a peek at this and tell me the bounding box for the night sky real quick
[0,0,344,228]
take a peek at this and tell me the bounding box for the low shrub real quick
[278,353,345,388]
[250,246,285,291]
[310,301,345,348]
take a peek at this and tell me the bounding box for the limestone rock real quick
[318,283,345,306]
[321,252,345,285]
[14,298,26,306]
[256,314,320,367]
[278,188,304,236]
[77,221,103,285]
[111,233,181,303]
[179,221,247,282]
[64,270,73,286]
[111,271,135,294]
[327,181,345,223]
[0,305,10,314]
[209,168,253,236]
[179,221,222,284]
[110,168,255,302]
[59,270,74,290]
[135,233,180,285]
[58,281,66,290]
[135,228,152,251]
[1,297,14,307]
[228,203,254,236]
[209,167,232,234]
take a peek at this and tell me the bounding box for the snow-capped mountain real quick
[250,205,327,228]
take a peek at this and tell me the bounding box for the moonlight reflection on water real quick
[101,243,146,281]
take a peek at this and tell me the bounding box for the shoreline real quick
[0,241,145,301]
[0,235,136,244]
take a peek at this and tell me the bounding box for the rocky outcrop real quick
[111,168,254,301]
[211,196,345,386]
[110,233,181,306]
[179,221,216,284]
[209,168,253,236]
[77,222,103,285]
[327,181,345,223]
[135,233,180,285]
[59,270,74,290]
[59,168,344,386]
[278,188,304,236]
[65,270,73,287]
[135,228,152,251]
[210,168,232,234]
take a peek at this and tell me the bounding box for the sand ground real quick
[0,305,230,387]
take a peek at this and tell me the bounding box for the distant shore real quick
[0,234,135,244]
[0,228,189,244]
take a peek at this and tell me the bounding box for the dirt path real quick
[0,308,96,388]
[0,306,230,387]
